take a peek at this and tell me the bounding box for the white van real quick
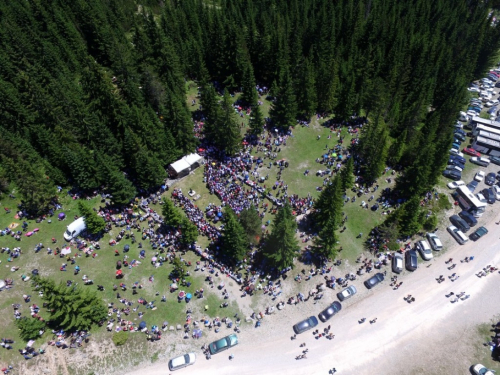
[447,225,468,245]
[63,217,86,241]
[459,111,468,122]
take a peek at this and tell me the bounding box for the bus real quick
[473,125,500,138]
[455,186,487,217]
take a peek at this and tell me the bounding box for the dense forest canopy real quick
[0,0,499,211]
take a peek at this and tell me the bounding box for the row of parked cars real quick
[167,333,240,370]
[292,284,358,334]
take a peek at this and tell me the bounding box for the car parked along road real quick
[209,334,238,355]
[318,302,342,322]
[337,286,357,301]
[364,272,384,289]
[293,316,319,334]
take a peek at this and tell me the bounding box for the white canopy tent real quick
[168,153,203,178]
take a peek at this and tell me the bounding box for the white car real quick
[447,180,465,189]
[475,171,486,181]
[336,285,357,301]
[467,110,480,118]
[168,353,196,371]
[485,101,496,107]
[450,148,464,157]
[472,363,496,375]
[468,87,480,93]
[470,156,491,166]
[416,240,433,260]
[426,232,443,251]
[493,185,500,200]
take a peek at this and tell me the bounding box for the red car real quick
[463,147,481,157]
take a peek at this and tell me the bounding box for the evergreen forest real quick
[1,0,500,212]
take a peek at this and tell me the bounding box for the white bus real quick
[455,186,487,217]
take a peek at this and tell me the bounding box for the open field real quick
[0,91,477,375]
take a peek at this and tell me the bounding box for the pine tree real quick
[248,104,264,136]
[162,197,182,227]
[395,196,422,236]
[263,203,300,270]
[312,175,343,230]
[96,153,135,205]
[16,317,46,341]
[220,207,248,263]
[241,63,258,107]
[296,58,317,117]
[179,217,198,246]
[217,90,241,155]
[312,215,339,263]
[77,201,106,235]
[3,158,55,215]
[270,70,297,128]
[388,128,407,166]
[200,82,221,144]
[238,205,262,245]
[339,157,355,192]
[33,276,107,331]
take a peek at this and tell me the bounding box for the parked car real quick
[450,154,466,164]
[336,286,357,302]
[470,157,490,167]
[318,302,342,322]
[293,316,318,334]
[446,164,463,173]
[448,159,465,168]
[468,87,480,92]
[449,148,464,157]
[209,334,239,355]
[416,240,433,260]
[474,171,485,182]
[363,272,385,289]
[458,211,478,227]
[485,172,496,186]
[472,363,496,375]
[447,180,465,189]
[447,225,469,244]
[426,232,443,251]
[467,180,479,192]
[491,155,500,165]
[476,193,487,204]
[481,188,496,204]
[463,147,481,157]
[469,226,488,241]
[450,214,470,232]
[454,133,466,142]
[392,253,403,273]
[443,169,461,181]
[168,353,196,371]
[405,250,418,271]
[493,185,500,200]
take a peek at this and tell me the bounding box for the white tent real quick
[168,153,203,178]
[183,153,203,169]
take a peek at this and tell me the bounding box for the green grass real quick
[475,317,500,372]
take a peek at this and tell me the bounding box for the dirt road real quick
[126,223,500,375]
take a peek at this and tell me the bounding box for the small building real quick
[168,153,203,178]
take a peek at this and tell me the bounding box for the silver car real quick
[336,285,357,301]
[392,253,403,274]
[426,232,443,251]
[168,352,196,371]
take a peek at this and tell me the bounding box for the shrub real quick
[423,215,438,231]
[112,330,129,346]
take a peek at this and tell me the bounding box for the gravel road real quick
[126,217,500,375]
